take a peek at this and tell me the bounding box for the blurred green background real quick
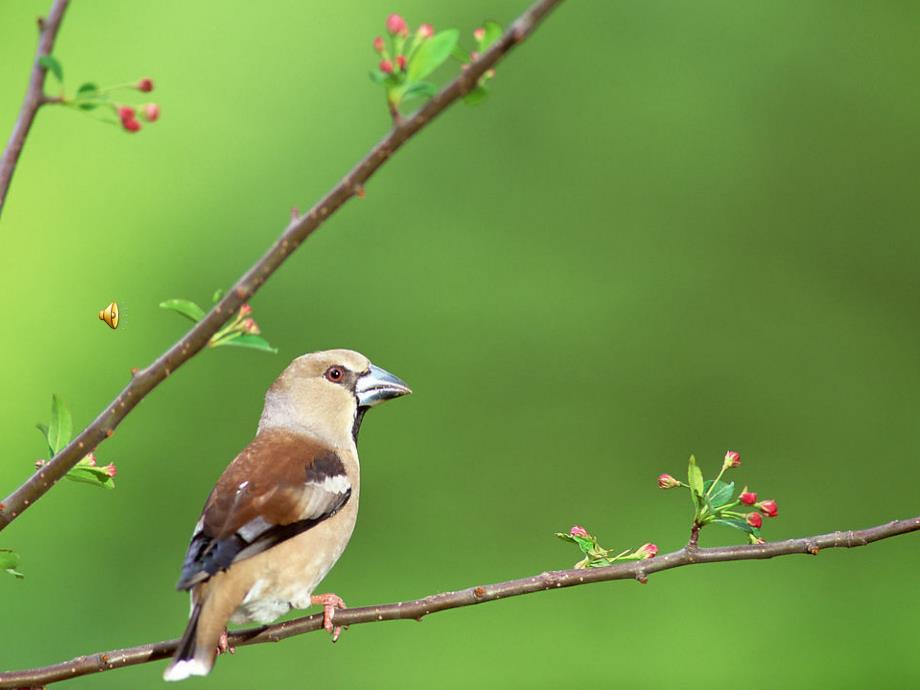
[2,1,919,688]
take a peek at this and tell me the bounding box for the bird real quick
[163,349,411,681]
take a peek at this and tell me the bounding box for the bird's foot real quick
[217,628,235,655]
[311,592,347,642]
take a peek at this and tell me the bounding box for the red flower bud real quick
[636,543,658,559]
[746,512,763,529]
[122,118,141,133]
[103,463,117,478]
[739,489,757,505]
[117,106,136,122]
[569,525,588,538]
[386,13,408,36]
[379,59,394,74]
[473,27,486,42]
[142,103,160,122]
[373,36,385,53]
[657,473,680,489]
[238,303,253,317]
[396,55,407,71]
[418,23,434,39]
[137,78,154,93]
[723,450,741,469]
[758,499,778,518]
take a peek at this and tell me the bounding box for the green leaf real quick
[35,423,50,452]
[687,455,704,498]
[0,549,24,579]
[463,85,489,106]
[38,55,63,82]
[408,29,459,81]
[369,69,388,85]
[401,81,437,102]
[160,299,206,323]
[47,395,72,455]
[705,480,735,510]
[211,288,224,304]
[217,334,278,353]
[480,20,504,50]
[713,517,755,535]
[75,82,100,110]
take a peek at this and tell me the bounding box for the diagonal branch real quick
[0,0,70,219]
[1,515,916,688]
[0,0,565,532]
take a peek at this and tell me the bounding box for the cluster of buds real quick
[37,453,117,488]
[659,450,780,544]
[557,525,658,569]
[373,14,434,76]
[209,303,262,347]
[115,78,159,133]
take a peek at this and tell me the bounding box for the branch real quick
[1,516,916,688]
[0,0,70,219]
[0,0,565,532]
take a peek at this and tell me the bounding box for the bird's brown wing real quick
[177,429,352,590]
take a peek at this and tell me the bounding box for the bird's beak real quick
[356,364,412,407]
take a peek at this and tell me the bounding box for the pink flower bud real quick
[103,463,117,478]
[137,78,154,93]
[35,459,46,469]
[122,118,141,133]
[470,51,480,62]
[657,473,680,489]
[238,303,253,317]
[746,512,763,529]
[396,55,407,71]
[758,499,778,518]
[242,318,261,335]
[386,13,408,36]
[739,489,757,505]
[636,543,658,559]
[569,525,588,538]
[379,59,394,74]
[473,27,485,42]
[84,453,97,467]
[373,36,385,53]
[418,23,434,39]
[142,103,160,122]
[723,450,741,469]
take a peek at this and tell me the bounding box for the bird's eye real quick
[325,366,345,383]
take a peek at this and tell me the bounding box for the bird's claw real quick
[217,629,235,655]
[311,593,347,642]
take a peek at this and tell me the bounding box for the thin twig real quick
[0,0,565,532]
[0,0,70,219]
[1,515,916,688]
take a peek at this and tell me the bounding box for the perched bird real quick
[163,349,411,681]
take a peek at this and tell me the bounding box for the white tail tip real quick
[163,658,210,682]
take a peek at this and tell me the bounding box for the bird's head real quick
[259,349,411,445]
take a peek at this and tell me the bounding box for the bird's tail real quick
[163,603,214,681]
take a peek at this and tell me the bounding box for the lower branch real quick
[2,515,916,688]
[0,0,70,219]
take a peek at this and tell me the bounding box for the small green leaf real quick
[47,395,72,455]
[76,82,98,96]
[217,334,278,353]
[408,29,459,81]
[212,288,224,304]
[0,549,24,579]
[705,480,735,510]
[463,85,489,106]
[160,299,206,323]
[35,423,50,450]
[480,20,504,50]
[713,517,755,535]
[401,81,437,102]
[687,455,704,498]
[369,69,388,85]
[38,55,63,82]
